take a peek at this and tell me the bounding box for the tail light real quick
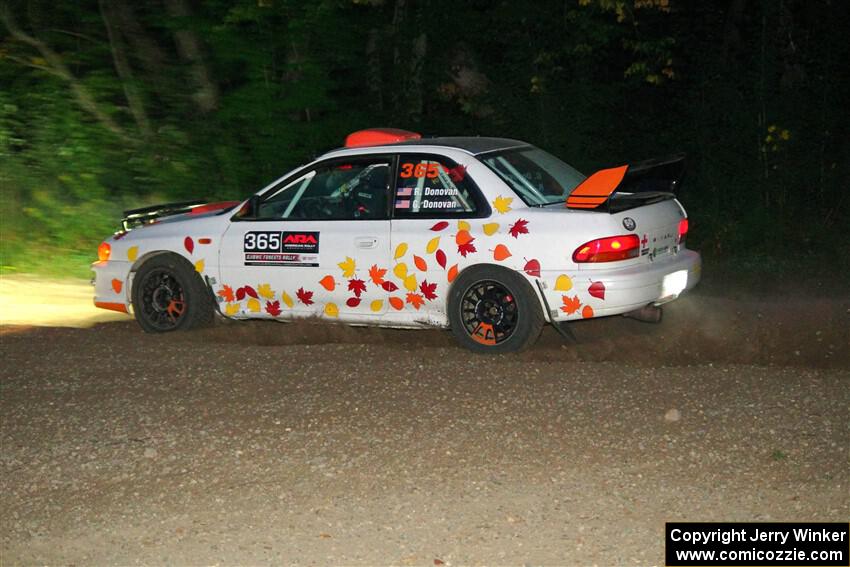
[573,235,640,263]
[97,242,111,262]
[678,218,689,244]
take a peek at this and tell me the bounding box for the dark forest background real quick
[1,0,848,279]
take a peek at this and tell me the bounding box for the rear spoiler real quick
[566,154,685,212]
[121,200,240,231]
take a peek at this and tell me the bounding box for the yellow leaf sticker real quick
[457,220,471,232]
[393,262,408,279]
[394,242,408,260]
[404,274,418,292]
[554,274,573,291]
[492,195,513,214]
[257,283,275,299]
[483,223,499,236]
[370,299,383,312]
[225,303,240,315]
[127,246,139,261]
[338,257,356,278]
[194,259,205,273]
[246,298,261,312]
[426,236,440,254]
[281,291,294,308]
[324,303,339,318]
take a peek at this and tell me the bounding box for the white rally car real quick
[92,128,700,353]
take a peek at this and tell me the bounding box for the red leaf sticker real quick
[524,258,541,277]
[508,218,529,238]
[242,285,258,299]
[447,164,467,182]
[435,249,447,269]
[184,236,194,254]
[265,300,281,316]
[458,240,477,257]
[588,280,606,300]
[419,280,437,301]
[348,278,367,297]
[296,287,314,306]
[406,292,425,309]
[430,221,450,232]
[346,297,362,308]
[381,280,399,292]
[235,287,246,301]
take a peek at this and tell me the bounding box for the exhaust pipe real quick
[624,304,663,323]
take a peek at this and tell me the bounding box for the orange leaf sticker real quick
[406,293,425,310]
[447,264,459,283]
[413,255,427,272]
[582,305,594,319]
[319,275,336,291]
[368,264,387,286]
[560,295,581,315]
[111,278,122,294]
[389,296,404,310]
[493,244,512,261]
[455,230,473,246]
[218,285,235,302]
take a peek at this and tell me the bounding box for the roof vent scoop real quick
[344,128,422,148]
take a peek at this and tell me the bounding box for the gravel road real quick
[1,291,848,565]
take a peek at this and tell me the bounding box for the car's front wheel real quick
[447,265,544,353]
[131,254,213,333]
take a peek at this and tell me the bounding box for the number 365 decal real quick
[244,231,319,253]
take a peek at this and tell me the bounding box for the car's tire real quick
[447,265,544,353]
[131,253,214,333]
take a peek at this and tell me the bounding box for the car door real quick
[217,156,393,320]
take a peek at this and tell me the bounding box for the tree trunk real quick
[111,0,168,88]
[164,0,219,114]
[0,4,129,140]
[99,0,152,139]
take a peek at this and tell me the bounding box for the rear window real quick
[481,147,585,206]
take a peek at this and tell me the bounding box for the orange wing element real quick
[566,165,629,209]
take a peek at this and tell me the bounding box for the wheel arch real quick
[128,250,203,306]
[447,262,549,321]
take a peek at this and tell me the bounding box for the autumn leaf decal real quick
[523,258,541,277]
[296,287,314,306]
[319,275,336,291]
[265,300,282,317]
[429,221,449,232]
[456,230,477,257]
[560,295,581,315]
[406,293,425,310]
[346,297,362,308]
[348,278,367,297]
[235,285,258,301]
[368,264,387,286]
[218,285,235,302]
[338,257,356,278]
[435,249,447,269]
[381,280,399,292]
[184,236,194,254]
[257,283,275,299]
[588,280,606,300]
[508,218,529,238]
[492,195,513,214]
[419,280,437,301]
[413,255,427,272]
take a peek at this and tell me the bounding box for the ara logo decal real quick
[622,217,636,231]
[282,232,320,253]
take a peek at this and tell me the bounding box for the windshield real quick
[481,147,586,206]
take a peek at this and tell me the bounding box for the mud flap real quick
[534,280,578,343]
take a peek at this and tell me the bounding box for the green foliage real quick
[0,0,847,279]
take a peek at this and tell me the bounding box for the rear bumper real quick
[539,249,701,321]
[91,260,132,313]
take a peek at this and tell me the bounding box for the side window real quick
[256,159,390,220]
[393,155,482,218]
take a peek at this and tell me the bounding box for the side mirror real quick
[237,195,261,219]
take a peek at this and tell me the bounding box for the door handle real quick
[355,237,378,249]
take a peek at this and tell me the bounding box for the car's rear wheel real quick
[131,254,213,333]
[448,265,544,353]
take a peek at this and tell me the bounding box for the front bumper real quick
[539,249,701,321]
[91,260,133,313]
